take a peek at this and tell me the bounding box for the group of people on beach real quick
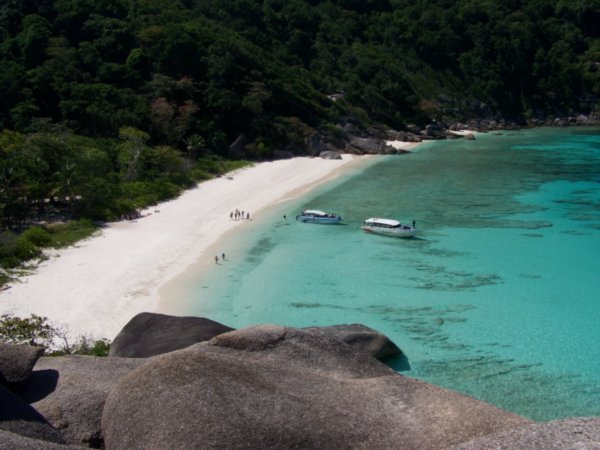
[230,209,250,220]
[219,209,251,263]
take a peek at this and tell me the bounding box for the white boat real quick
[361,218,419,238]
[296,209,343,224]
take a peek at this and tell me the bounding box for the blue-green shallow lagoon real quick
[178,128,600,421]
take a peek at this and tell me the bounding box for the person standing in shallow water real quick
[214,255,218,264]
[222,252,226,261]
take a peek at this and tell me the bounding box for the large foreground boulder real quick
[0,343,44,387]
[108,312,234,358]
[447,416,600,449]
[304,323,401,359]
[20,355,147,448]
[0,430,85,449]
[0,384,65,444]
[103,325,530,449]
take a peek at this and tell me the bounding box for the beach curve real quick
[0,155,374,341]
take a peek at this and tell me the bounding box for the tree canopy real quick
[0,0,597,147]
[0,1,597,258]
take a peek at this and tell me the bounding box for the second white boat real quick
[296,209,343,224]
[361,218,419,238]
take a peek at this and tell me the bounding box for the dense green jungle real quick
[0,0,598,271]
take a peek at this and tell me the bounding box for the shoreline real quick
[155,151,386,317]
[0,154,379,341]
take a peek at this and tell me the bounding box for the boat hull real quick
[296,215,343,224]
[361,225,419,238]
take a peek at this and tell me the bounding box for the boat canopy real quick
[364,218,401,227]
[303,209,329,216]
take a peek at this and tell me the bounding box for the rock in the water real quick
[304,323,401,359]
[0,343,44,387]
[103,325,530,450]
[109,312,234,358]
[0,384,65,444]
[20,355,147,448]
[447,417,600,449]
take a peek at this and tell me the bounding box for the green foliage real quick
[20,226,51,246]
[0,231,20,268]
[48,336,112,357]
[0,0,596,140]
[46,219,97,248]
[73,337,111,356]
[0,313,112,355]
[121,179,182,208]
[0,314,55,347]
[0,220,97,276]
[15,229,45,259]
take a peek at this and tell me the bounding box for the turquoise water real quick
[178,128,600,421]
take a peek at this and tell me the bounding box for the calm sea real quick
[177,127,600,421]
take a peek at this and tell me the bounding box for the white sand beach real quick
[0,155,374,342]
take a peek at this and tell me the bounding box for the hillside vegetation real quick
[0,0,598,267]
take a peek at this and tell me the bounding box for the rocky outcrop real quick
[2,321,596,449]
[305,131,328,155]
[0,430,85,449]
[385,129,406,141]
[102,325,530,450]
[365,126,390,140]
[20,356,147,448]
[254,109,598,158]
[0,384,66,445]
[108,312,234,358]
[319,150,343,159]
[0,343,44,386]
[447,417,600,449]
[574,113,600,125]
[346,135,392,154]
[406,124,421,134]
[423,122,446,137]
[527,113,600,128]
[304,323,402,359]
